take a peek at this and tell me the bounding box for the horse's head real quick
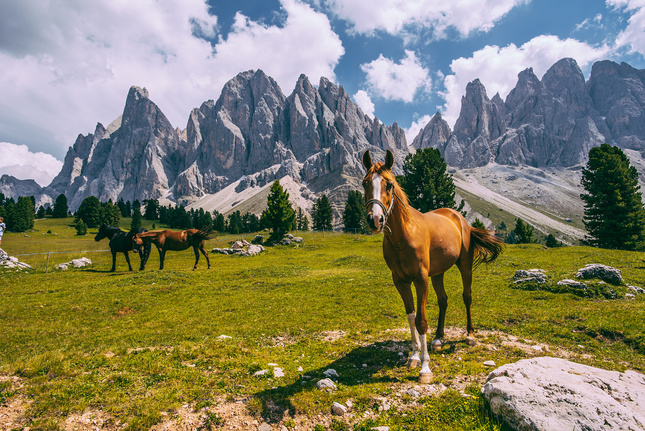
[94,225,108,242]
[362,149,396,233]
[132,233,144,251]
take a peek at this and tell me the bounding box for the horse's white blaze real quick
[370,172,385,218]
[407,312,421,360]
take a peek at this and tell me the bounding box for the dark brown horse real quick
[362,150,503,383]
[132,228,212,270]
[94,225,151,272]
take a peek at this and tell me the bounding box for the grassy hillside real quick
[1,217,644,430]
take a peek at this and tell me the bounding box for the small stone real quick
[273,367,285,378]
[406,388,420,398]
[626,293,636,299]
[532,345,543,352]
[323,369,339,379]
[316,378,337,391]
[331,402,347,416]
[557,279,587,289]
[254,369,269,377]
[371,427,390,431]
[297,366,304,372]
[484,360,496,367]
[258,423,273,431]
[218,335,232,340]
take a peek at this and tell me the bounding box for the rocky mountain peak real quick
[412,112,451,151]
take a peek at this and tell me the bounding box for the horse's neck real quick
[384,202,413,244]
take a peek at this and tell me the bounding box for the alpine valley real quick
[6,58,645,243]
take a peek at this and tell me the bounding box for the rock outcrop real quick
[482,357,645,431]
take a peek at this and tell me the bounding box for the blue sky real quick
[1,0,644,186]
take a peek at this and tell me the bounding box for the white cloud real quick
[607,0,645,55]
[0,142,63,187]
[324,0,529,39]
[353,90,375,118]
[0,0,344,163]
[361,50,431,103]
[440,35,610,126]
[404,114,432,146]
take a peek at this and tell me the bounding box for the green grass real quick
[1,217,644,430]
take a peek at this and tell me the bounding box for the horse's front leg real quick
[392,275,420,368]
[414,272,432,384]
[123,251,133,271]
[158,248,166,270]
[110,251,117,272]
[201,244,210,269]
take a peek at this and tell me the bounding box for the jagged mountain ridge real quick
[413,58,645,170]
[45,70,409,222]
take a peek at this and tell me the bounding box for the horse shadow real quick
[252,340,415,423]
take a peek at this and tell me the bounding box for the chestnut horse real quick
[362,150,503,383]
[132,228,212,270]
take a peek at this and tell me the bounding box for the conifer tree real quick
[397,148,460,212]
[513,218,534,244]
[74,196,101,228]
[130,205,142,229]
[262,181,296,240]
[52,193,68,218]
[312,194,333,231]
[343,190,367,233]
[581,143,645,250]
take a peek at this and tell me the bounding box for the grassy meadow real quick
[1,217,644,430]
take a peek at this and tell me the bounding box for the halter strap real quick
[365,195,395,227]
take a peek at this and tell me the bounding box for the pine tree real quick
[397,148,457,212]
[143,199,160,220]
[296,208,310,231]
[100,201,121,227]
[52,193,68,218]
[74,196,101,228]
[262,181,296,241]
[130,206,142,229]
[471,218,486,229]
[213,211,226,232]
[12,196,35,232]
[581,143,645,250]
[37,205,46,219]
[513,218,534,244]
[75,219,87,236]
[343,190,367,233]
[312,195,333,231]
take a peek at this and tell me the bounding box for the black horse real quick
[94,225,151,272]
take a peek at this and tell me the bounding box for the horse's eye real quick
[386,182,393,191]
[362,179,369,187]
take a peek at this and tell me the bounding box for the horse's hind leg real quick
[200,243,210,269]
[138,243,150,271]
[192,245,200,270]
[123,251,133,271]
[458,258,477,346]
[393,275,420,368]
[413,271,432,384]
[430,273,448,352]
[159,249,166,270]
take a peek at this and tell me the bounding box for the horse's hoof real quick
[418,372,433,384]
[407,358,421,368]
[431,339,442,351]
[466,336,477,346]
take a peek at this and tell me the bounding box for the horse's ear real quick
[362,150,373,170]
[385,150,394,170]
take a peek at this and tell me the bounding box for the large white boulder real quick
[482,357,645,431]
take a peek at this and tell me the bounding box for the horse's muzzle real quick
[366,212,384,233]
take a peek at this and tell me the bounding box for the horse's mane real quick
[370,162,412,225]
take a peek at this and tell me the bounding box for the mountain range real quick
[5,58,645,241]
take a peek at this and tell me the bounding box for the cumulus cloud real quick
[353,90,375,118]
[0,0,344,162]
[0,142,63,187]
[361,50,431,103]
[323,0,529,38]
[607,0,645,55]
[440,35,610,126]
[404,114,432,146]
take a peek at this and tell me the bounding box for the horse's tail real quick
[470,227,504,267]
[195,224,214,241]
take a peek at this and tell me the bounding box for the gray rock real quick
[316,378,337,391]
[482,357,645,431]
[627,285,645,294]
[513,269,547,284]
[258,423,273,431]
[251,235,264,245]
[576,264,623,285]
[557,279,587,289]
[323,369,339,379]
[331,402,347,416]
